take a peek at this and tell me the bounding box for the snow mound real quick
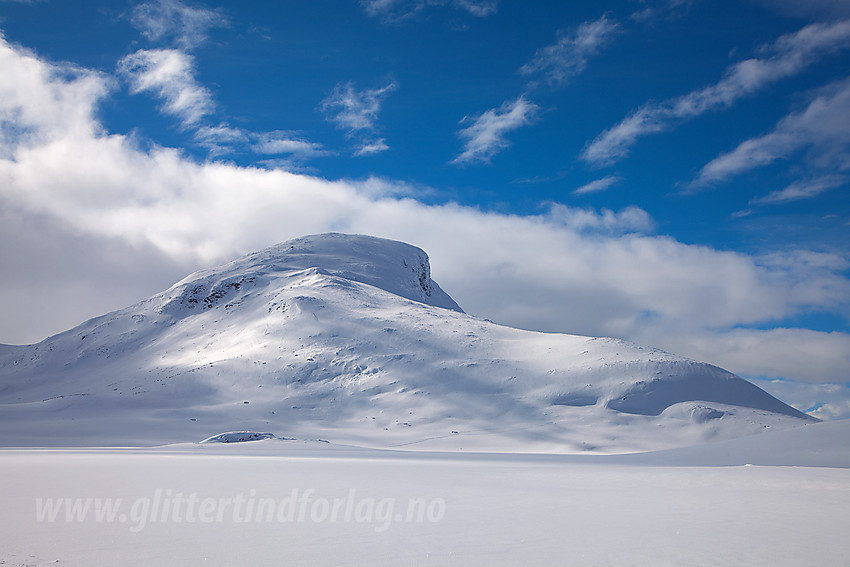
[200,432,276,444]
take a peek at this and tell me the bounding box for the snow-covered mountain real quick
[0,233,813,451]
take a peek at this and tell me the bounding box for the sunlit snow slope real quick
[0,233,813,451]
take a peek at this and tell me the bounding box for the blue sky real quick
[1,0,849,417]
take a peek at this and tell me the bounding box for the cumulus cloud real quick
[129,0,229,50]
[452,97,538,165]
[520,15,620,87]
[320,81,397,156]
[117,48,214,127]
[2,34,850,392]
[573,175,622,195]
[691,79,850,188]
[582,19,850,166]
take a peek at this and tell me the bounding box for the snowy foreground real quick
[2,419,849,567]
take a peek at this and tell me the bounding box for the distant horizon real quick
[0,0,848,418]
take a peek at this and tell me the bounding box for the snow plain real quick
[1,233,847,566]
[2,421,849,567]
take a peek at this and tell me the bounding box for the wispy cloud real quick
[129,0,229,50]
[452,0,498,17]
[320,81,397,156]
[252,131,329,159]
[573,175,622,195]
[753,175,846,205]
[582,19,850,167]
[733,174,847,217]
[690,78,850,188]
[452,97,538,165]
[454,15,617,168]
[520,15,620,87]
[630,0,696,23]
[192,123,249,154]
[193,125,330,163]
[117,48,214,127]
[360,0,498,23]
[353,139,390,156]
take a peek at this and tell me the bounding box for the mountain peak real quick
[175,233,463,313]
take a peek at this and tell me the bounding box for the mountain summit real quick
[0,233,812,451]
[171,233,463,313]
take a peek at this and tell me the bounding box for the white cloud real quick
[547,203,655,234]
[353,139,390,156]
[192,123,249,155]
[251,131,329,159]
[751,378,850,420]
[520,15,620,87]
[320,81,397,156]
[360,0,497,23]
[0,37,113,151]
[691,78,850,187]
[744,376,850,420]
[192,125,330,163]
[635,327,850,386]
[452,0,498,17]
[452,97,538,164]
[321,81,397,132]
[117,48,214,127]
[752,175,846,205]
[630,0,695,23]
[582,19,850,166]
[573,175,622,195]
[2,33,850,393]
[130,0,229,50]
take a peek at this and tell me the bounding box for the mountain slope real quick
[0,233,813,451]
